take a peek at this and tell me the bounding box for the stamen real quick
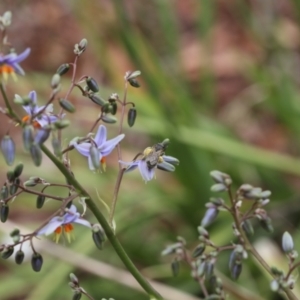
[100,157,106,171]
[54,226,62,234]
[64,223,74,233]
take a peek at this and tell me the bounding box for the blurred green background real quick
[1,0,300,299]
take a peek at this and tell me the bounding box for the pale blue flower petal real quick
[94,125,107,147]
[28,90,37,104]
[100,134,125,156]
[63,212,80,224]
[162,155,179,165]
[74,218,92,228]
[72,142,91,157]
[138,160,155,182]
[119,160,139,172]
[37,217,64,236]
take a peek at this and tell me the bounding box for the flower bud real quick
[6,170,15,182]
[89,145,100,170]
[1,135,15,166]
[23,125,34,151]
[270,280,280,292]
[171,258,180,277]
[282,231,294,253]
[241,220,254,236]
[125,70,141,81]
[127,107,137,127]
[53,120,70,129]
[1,246,14,259]
[72,292,82,300]
[230,261,242,280]
[34,128,51,145]
[31,253,43,272]
[10,178,20,195]
[10,228,20,243]
[210,183,227,193]
[205,261,214,279]
[2,11,12,27]
[59,98,76,113]
[88,95,107,106]
[102,114,117,124]
[1,185,8,199]
[69,273,79,285]
[192,243,206,258]
[36,194,46,209]
[259,217,273,233]
[92,224,105,249]
[51,136,61,157]
[14,163,24,178]
[78,38,88,51]
[128,78,140,88]
[56,63,70,76]
[15,250,25,265]
[201,207,218,227]
[86,77,99,92]
[30,144,42,167]
[109,102,117,115]
[51,74,61,89]
[1,204,9,222]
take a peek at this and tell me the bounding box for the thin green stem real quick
[0,82,20,121]
[40,144,163,300]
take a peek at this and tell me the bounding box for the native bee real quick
[142,139,169,170]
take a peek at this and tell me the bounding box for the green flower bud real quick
[56,63,70,76]
[92,224,106,250]
[31,253,43,272]
[6,170,15,182]
[51,74,61,89]
[192,243,206,258]
[127,107,137,127]
[128,78,140,88]
[89,145,100,170]
[13,163,24,178]
[30,144,42,167]
[1,185,8,199]
[86,77,99,92]
[102,115,117,124]
[36,195,46,209]
[88,95,107,106]
[10,178,20,195]
[59,99,76,113]
[53,120,70,129]
[1,135,15,166]
[1,204,9,222]
[72,292,82,300]
[171,258,180,277]
[15,250,25,265]
[1,246,14,259]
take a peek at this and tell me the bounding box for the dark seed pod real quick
[1,246,14,259]
[1,185,8,199]
[127,107,137,127]
[59,99,76,113]
[30,144,42,167]
[205,261,215,279]
[31,253,43,272]
[15,250,25,264]
[101,103,110,114]
[1,204,9,222]
[56,63,70,76]
[14,163,24,178]
[34,128,51,145]
[6,170,15,182]
[86,77,99,92]
[10,178,20,195]
[1,135,15,166]
[72,292,82,300]
[192,243,206,258]
[128,78,140,88]
[36,195,46,209]
[171,258,180,277]
[231,262,242,280]
[22,125,34,151]
[88,95,107,106]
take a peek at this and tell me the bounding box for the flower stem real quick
[227,188,298,300]
[41,144,163,300]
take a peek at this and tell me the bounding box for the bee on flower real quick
[120,139,179,182]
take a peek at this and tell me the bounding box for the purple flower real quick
[0,48,30,80]
[120,154,179,182]
[70,125,125,171]
[37,205,91,243]
[18,90,60,128]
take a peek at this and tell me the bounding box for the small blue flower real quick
[70,125,125,171]
[37,205,91,243]
[0,48,30,80]
[120,154,179,182]
[18,90,60,128]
